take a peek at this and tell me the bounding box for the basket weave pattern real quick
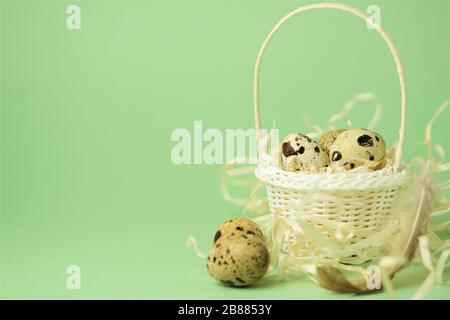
[256,155,409,262]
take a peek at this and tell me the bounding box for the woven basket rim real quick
[256,162,409,190]
[258,162,404,176]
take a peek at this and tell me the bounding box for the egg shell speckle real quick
[329,128,386,170]
[317,129,346,154]
[207,234,270,287]
[280,133,329,172]
[213,217,264,244]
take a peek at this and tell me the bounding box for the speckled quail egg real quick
[207,233,270,287]
[317,129,346,154]
[280,133,329,172]
[329,128,386,170]
[213,217,264,243]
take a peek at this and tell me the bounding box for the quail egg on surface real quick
[280,133,329,172]
[207,233,270,287]
[328,128,386,170]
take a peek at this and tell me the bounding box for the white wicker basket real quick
[253,3,409,264]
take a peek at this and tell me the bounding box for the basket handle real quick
[253,3,407,169]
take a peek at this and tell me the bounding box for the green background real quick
[1,0,449,299]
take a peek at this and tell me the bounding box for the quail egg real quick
[207,234,269,287]
[329,128,386,170]
[280,133,329,172]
